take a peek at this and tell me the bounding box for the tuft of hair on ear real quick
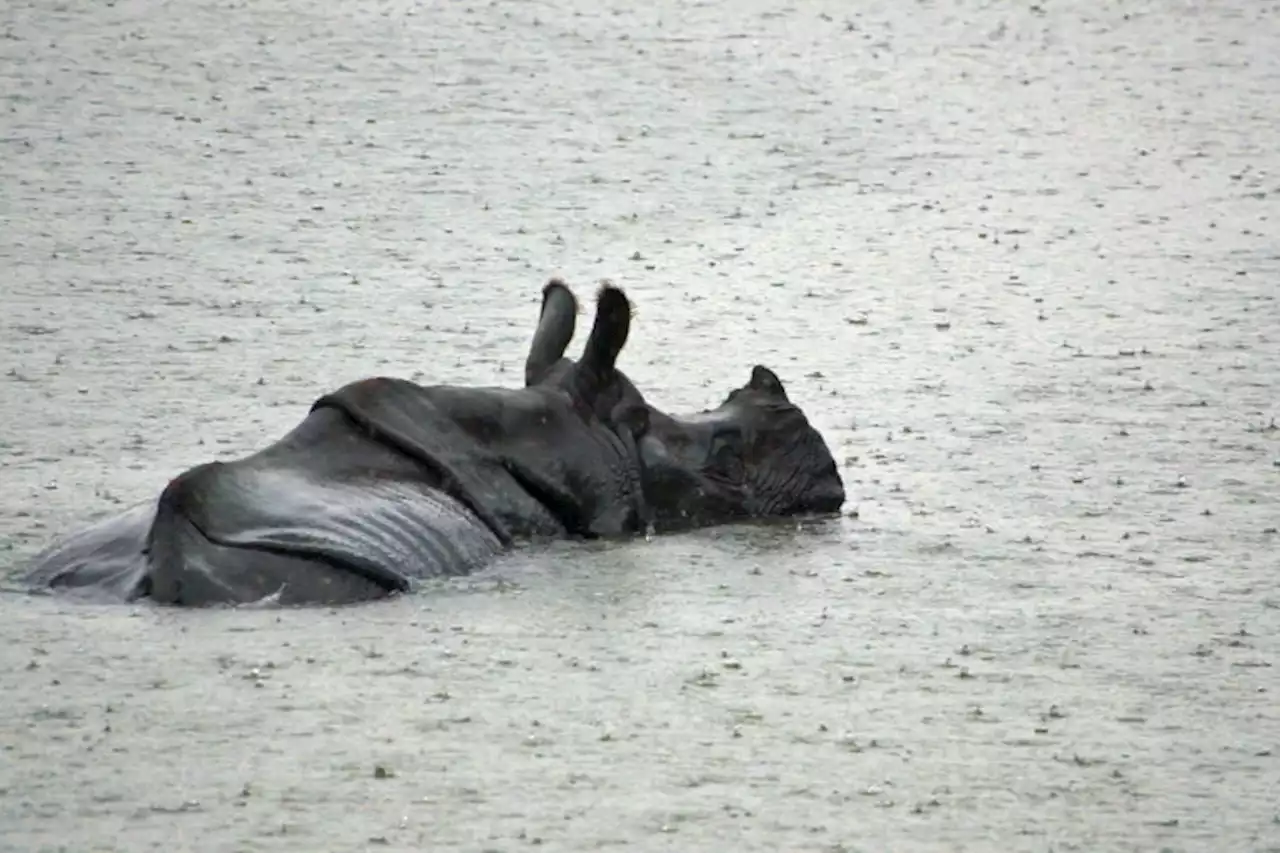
[601,278,637,322]
[594,279,632,322]
[542,277,576,307]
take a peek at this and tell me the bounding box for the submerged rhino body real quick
[19,281,845,607]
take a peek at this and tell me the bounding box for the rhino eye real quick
[710,426,742,455]
[709,428,745,476]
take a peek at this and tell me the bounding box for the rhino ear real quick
[611,401,649,438]
[578,282,631,379]
[525,279,577,386]
[568,283,632,408]
[747,365,789,400]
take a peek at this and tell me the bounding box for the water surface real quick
[2,1,1278,850]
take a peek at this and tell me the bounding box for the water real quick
[2,0,1278,850]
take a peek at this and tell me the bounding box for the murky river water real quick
[2,0,1278,850]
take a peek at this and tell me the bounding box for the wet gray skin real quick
[525,282,847,532]
[630,366,847,530]
[21,284,652,607]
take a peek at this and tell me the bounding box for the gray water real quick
[2,0,1278,850]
